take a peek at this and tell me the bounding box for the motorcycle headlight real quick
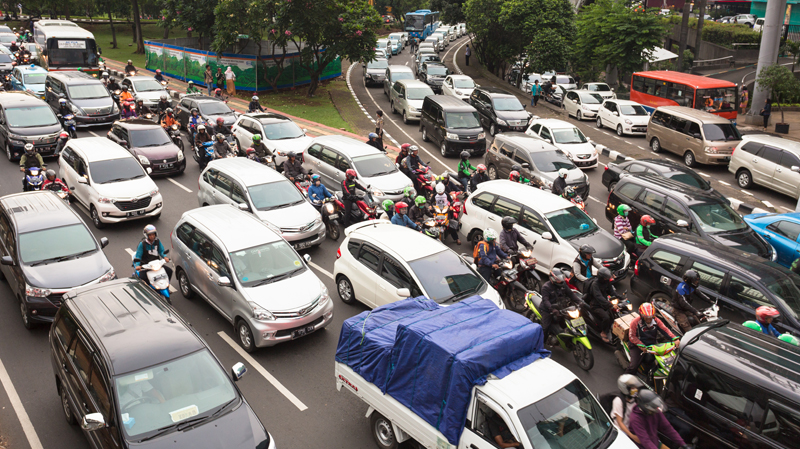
[137,155,150,165]
[502,260,513,269]
[365,74,372,79]
[496,118,508,126]
[446,132,458,140]
[149,188,159,197]
[611,298,619,306]
[97,197,116,204]
[567,309,580,319]
[25,283,52,298]
[519,249,531,258]
[249,301,275,321]
[372,188,384,197]
[98,268,116,283]
[176,150,184,161]
[624,119,633,125]
[324,202,335,214]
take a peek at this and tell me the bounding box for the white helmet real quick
[252,95,259,101]
[143,224,157,239]
[558,168,568,178]
[483,228,498,242]
[435,182,445,194]
[197,124,206,132]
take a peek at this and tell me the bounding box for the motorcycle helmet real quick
[476,164,486,173]
[165,107,174,114]
[287,151,297,159]
[127,59,133,64]
[216,117,225,126]
[483,228,498,242]
[187,80,194,85]
[190,107,199,115]
[639,215,655,226]
[511,164,522,173]
[501,216,516,230]
[59,98,67,106]
[564,186,576,198]
[197,124,206,132]
[395,201,408,213]
[617,374,645,397]
[549,268,565,284]
[440,172,450,182]
[101,71,109,79]
[143,224,157,239]
[597,267,613,282]
[403,186,414,197]
[45,169,56,180]
[24,143,33,154]
[779,333,800,346]
[509,170,520,182]
[245,147,255,155]
[415,196,427,207]
[558,168,568,178]
[215,88,222,95]
[617,204,631,217]
[409,145,419,154]
[160,94,168,101]
[252,95,259,101]
[756,306,780,322]
[579,244,595,258]
[345,168,357,179]
[121,85,129,91]
[368,132,378,139]
[638,303,655,320]
[215,133,225,142]
[252,134,262,143]
[637,389,667,415]
[136,98,144,105]
[460,150,470,160]
[155,69,161,74]
[742,320,762,332]
[682,269,700,288]
[435,182,445,194]
[382,199,394,211]
[311,174,321,183]
[59,131,68,139]
[400,143,411,152]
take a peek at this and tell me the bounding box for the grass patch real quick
[260,81,354,133]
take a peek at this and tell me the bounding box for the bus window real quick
[644,77,656,95]
[696,87,737,113]
[667,83,689,106]
[632,75,645,93]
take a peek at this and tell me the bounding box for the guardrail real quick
[692,55,734,68]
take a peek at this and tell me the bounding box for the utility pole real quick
[749,0,789,124]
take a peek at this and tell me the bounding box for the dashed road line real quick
[624,140,633,145]
[699,172,710,177]
[124,248,135,256]
[588,196,604,204]
[740,190,754,196]
[452,40,468,75]
[638,146,645,150]
[718,181,731,186]
[166,177,192,193]
[308,261,333,280]
[762,200,774,209]
[0,357,43,449]
[88,131,102,138]
[781,205,795,212]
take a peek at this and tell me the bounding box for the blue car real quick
[744,212,800,268]
[10,64,47,99]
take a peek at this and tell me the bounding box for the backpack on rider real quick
[473,240,488,265]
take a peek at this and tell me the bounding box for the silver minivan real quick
[197,158,325,250]
[383,65,415,97]
[647,106,741,167]
[390,79,434,123]
[171,205,334,351]
[729,134,800,197]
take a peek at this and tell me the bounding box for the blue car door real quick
[764,219,800,267]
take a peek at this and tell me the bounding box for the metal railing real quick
[692,55,734,68]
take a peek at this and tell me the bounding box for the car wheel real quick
[489,123,496,136]
[90,206,105,229]
[235,139,243,156]
[402,110,409,124]
[650,138,661,153]
[60,384,77,425]
[737,169,753,188]
[5,142,13,161]
[616,125,624,137]
[337,276,356,305]
[390,100,395,113]
[20,298,32,330]
[236,319,256,353]
[608,181,617,192]
[684,151,696,167]
[596,117,603,129]
[370,412,399,449]
[576,111,582,121]
[177,268,195,299]
[440,142,448,157]
[470,231,484,248]
[487,164,498,180]
[421,127,429,142]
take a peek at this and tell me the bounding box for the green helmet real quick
[403,186,414,197]
[414,196,427,207]
[617,204,632,217]
[779,333,800,346]
[252,134,261,143]
[382,199,394,211]
[742,320,762,332]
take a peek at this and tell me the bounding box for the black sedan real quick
[602,158,727,202]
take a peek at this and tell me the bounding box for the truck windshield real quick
[517,379,612,449]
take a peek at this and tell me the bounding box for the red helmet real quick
[400,143,411,151]
[509,171,520,182]
[246,147,255,155]
[640,215,655,226]
[216,117,225,126]
[477,164,486,173]
[346,169,357,179]
[59,131,68,139]
[756,306,780,322]
[214,88,222,94]
[395,201,408,211]
[638,303,655,320]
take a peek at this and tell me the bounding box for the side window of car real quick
[231,183,247,204]
[669,116,688,134]
[779,150,800,169]
[0,211,12,253]
[767,220,800,241]
[539,127,552,142]
[357,244,381,273]
[663,199,690,223]
[88,357,112,419]
[688,261,726,293]
[615,182,642,201]
[651,110,667,127]
[347,239,361,257]
[626,164,647,174]
[606,102,616,112]
[763,402,800,447]
[687,121,701,138]
[175,222,195,247]
[393,81,402,94]
[758,146,783,164]
[513,150,530,165]
[203,168,218,186]
[207,243,230,277]
[529,124,541,134]
[68,336,92,384]
[74,156,87,177]
[471,192,495,211]
[61,147,75,166]
[336,154,351,171]
[520,208,548,235]
[649,250,682,273]
[306,143,322,159]
[118,128,129,144]
[381,256,422,296]
[499,143,514,158]
[640,189,666,211]
[681,363,760,428]
[320,148,338,167]
[213,172,234,197]
[727,275,771,309]
[739,141,763,154]
[490,197,521,219]
[53,311,78,349]
[180,98,191,109]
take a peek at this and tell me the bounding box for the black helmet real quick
[637,389,667,415]
[460,150,470,160]
[287,151,296,159]
[597,267,612,281]
[45,169,56,180]
[501,216,517,230]
[549,268,565,284]
[579,244,596,258]
[511,164,522,172]
[165,107,174,114]
[683,269,700,287]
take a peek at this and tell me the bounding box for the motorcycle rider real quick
[585,267,618,343]
[476,228,508,283]
[552,168,568,196]
[625,303,679,375]
[57,98,71,118]
[100,71,110,85]
[409,195,432,225]
[55,131,69,155]
[572,244,600,291]
[498,216,532,254]
[154,69,165,84]
[42,169,69,193]
[753,306,782,338]
[614,204,635,253]
[509,164,544,188]
[195,125,213,168]
[396,143,410,165]
[121,102,137,119]
[432,183,461,244]
[250,134,272,160]
[212,116,231,137]
[248,95,265,112]
[610,375,644,445]
[133,224,173,284]
[106,76,121,92]
[391,202,419,230]
[437,172,463,195]
[124,59,136,74]
[212,133,233,159]
[156,94,171,114]
[670,269,707,333]
[433,182,449,209]
[628,390,687,449]
[185,80,200,94]
[214,88,227,102]
[20,143,44,190]
[635,215,657,254]
[406,145,426,173]
[283,152,307,182]
[469,164,489,192]
[366,132,383,151]
[307,174,333,207]
[160,108,179,130]
[119,85,134,103]
[187,107,203,129]
[380,199,395,221]
[539,267,583,342]
[457,150,476,188]
[342,169,366,227]
[134,97,153,116]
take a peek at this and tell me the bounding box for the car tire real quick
[236,319,256,353]
[402,110,409,124]
[489,123,496,136]
[337,275,356,305]
[577,111,582,121]
[650,138,661,153]
[470,230,484,248]
[20,298,32,330]
[177,268,195,299]
[737,169,753,188]
[235,139,243,156]
[616,125,624,137]
[487,164,498,180]
[5,142,13,161]
[683,151,696,167]
[440,142,448,157]
[390,100,395,113]
[90,206,105,229]
[421,126,429,142]
[596,117,603,129]
[370,412,399,449]
[60,383,77,425]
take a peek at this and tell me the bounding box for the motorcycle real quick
[652,296,720,337]
[431,204,449,242]
[525,291,594,370]
[336,190,378,224]
[569,194,586,212]
[581,292,633,347]
[313,196,342,240]
[135,251,172,304]
[292,172,312,195]
[52,188,69,205]
[413,166,437,201]
[168,123,184,152]
[194,141,215,169]
[421,218,441,240]
[24,166,44,191]
[247,153,277,170]
[57,113,78,138]
[509,248,542,292]
[55,132,69,155]
[615,339,677,394]
[112,89,121,109]
[489,258,529,313]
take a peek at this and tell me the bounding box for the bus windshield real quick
[695,87,737,112]
[46,38,99,67]
[406,15,424,31]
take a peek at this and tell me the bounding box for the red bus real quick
[631,71,738,122]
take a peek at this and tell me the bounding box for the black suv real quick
[417,61,449,93]
[0,92,63,160]
[631,233,800,334]
[659,322,800,449]
[601,158,726,202]
[469,86,531,136]
[44,71,119,127]
[176,95,237,131]
[419,95,485,157]
[0,191,113,329]
[50,279,273,448]
[605,173,772,259]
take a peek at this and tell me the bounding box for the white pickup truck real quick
[335,357,637,449]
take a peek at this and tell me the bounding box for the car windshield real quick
[427,66,448,76]
[530,150,577,172]
[579,93,603,104]
[353,154,398,177]
[230,240,305,287]
[130,128,172,147]
[0,53,12,63]
[199,102,232,115]
[552,127,588,144]
[688,202,748,233]
[5,106,59,127]
[667,172,710,190]
[702,123,741,141]
[421,55,441,64]
[19,224,96,264]
[67,84,108,100]
[89,158,147,184]
[407,250,486,304]
[115,349,238,439]
[454,78,475,88]
[367,59,388,69]
[619,104,648,116]
[0,34,15,43]
[517,379,612,449]
[388,35,401,40]
[261,121,304,140]
[377,40,390,48]
[546,206,598,239]
[588,84,611,92]
[493,97,524,111]
[406,87,432,100]
[133,79,165,92]
[23,73,46,85]
[248,180,305,211]
[445,111,481,129]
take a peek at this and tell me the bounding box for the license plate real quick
[126,209,147,217]
[292,324,316,339]
[571,317,586,327]
[153,274,167,281]
[524,258,537,265]
[293,241,313,250]
[327,213,339,220]
[158,163,173,169]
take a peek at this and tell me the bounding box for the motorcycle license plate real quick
[126,209,147,217]
[153,274,167,282]
[293,240,313,250]
[571,317,586,327]
[327,213,339,220]
[292,324,316,339]
[524,258,537,266]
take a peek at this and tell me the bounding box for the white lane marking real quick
[699,172,710,177]
[88,131,102,138]
[718,181,730,186]
[588,196,604,204]
[0,357,44,449]
[452,40,468,75]
[217,331,308,411]
[623,140,633,145]
[740,190,753,196]
[600,163,607,168]
[638,146,645,150]
[125,248,135,256]
[612,136,622,140]
[405,61,408,66]
[308,261,333,280]
[166,177,192,193]
[763,200,774,209]
[781,205,794,212]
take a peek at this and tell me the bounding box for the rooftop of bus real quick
[633,70,736,89]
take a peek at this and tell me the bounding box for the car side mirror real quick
[541,231,554,240]
[613,111,619,116]
[77,177,88,185]
[396,287,411,297]
[523,104,528,110]
[100,237,109,248]
[521,163,530,169]
[119,140,128,147]
[792,165,800,173]
[399,93,405,99]
[238,203,250,212]
[546,138,553,144]
[611,88,615,91]
[146,167,152,174]
[304,254,311,263]
[676,219,690,228]
[231,362,247,381]
[81,413,106,431]
[1,255,14,266]
[217,276,232,287]
[471,263,478,271]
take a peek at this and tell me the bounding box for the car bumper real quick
[405,108,422,120]
[282,224,326,250]
[23,296,60,322]
[444,138,487,154]
[75,113,120,127]
[623,125,648,135]
[252,299,335,347]
[96,197,163,224]
[696,153,732,165]
[497,123,529,133]
[9,141,60,160]
[578,109,599,119]
[146,158,186,176]
[571,154,599,169]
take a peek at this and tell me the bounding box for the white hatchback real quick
[563,90,603,121]
[441,74,476,101]
[596,99,650,137]
[526,118,598,169]
[232,112,313,168]
[578,82,616,100]
[333,221,503,309]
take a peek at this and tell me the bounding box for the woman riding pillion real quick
[614,204,635,253]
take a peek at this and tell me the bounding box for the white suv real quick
[58,137,163,228]
[231,112,312,169]
[333,221,503,309]
[459,180,629,279]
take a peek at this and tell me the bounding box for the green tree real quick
[464,0,520,75]
[160,0,217,48]
[429,0,467,24]
[756,64,800,124]
[374,0,428,22]
[501,0,575,76]
[782,40,800,73]
[277,0,380,97]
[130,0,145,54]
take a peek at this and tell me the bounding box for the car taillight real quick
[336,248,341,259]
[604,165,608,171]
[634,260,639,277]
[463,202,467,215]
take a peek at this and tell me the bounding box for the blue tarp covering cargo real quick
[335,295,549,445]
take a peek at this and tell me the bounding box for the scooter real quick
[431,204,449,242]
[581,293,633,347]
[59,114,77,138]
[55,132,69,155]
[313,196,342,240]
[413,166,437,201]
[490,258,529,313]
[421,218,441,240]
[194,141,215,169]
[168,123,184,152]
[135,250,172,303]
[570,194,586,212]
[247,153,277,170]
[509,248,541,292]
[615,339,677,394]
[525,291,594,370]
[336,190,378,224]
[24,166,44,191]
[292,173,312,195]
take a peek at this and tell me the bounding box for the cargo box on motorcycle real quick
[613,312,639,342]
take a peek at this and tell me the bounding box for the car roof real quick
[655,106,732,123]
[741,134,800,153]
[495,132,560,152]
[206,157,287,186]
[181,205,282,252]
[448,75,472,80]
[387,64,413,73]
[0,91,46,106]
[184,95,221,104]
[17,65,47,74]
[530,118,576,129]
[310,135,382,158]
[69,137,131,161]
[348,221,450,261]
[680,323,800,402]
[649,233,783,276]
[115,119,166,130]
[64,279,205,375]
[397,80,430,89]
[605,99,642,106]
[0,191,81,232]
[425,95,475,110]
[242,111,293,125]
[746,212,800,224]
[476,86,515,97]
[481,358,577,410]
[621,158,687,173]
[620,173,718,203]
[47,71,99,84]
[474,180,575,213]
[124,76,159,83]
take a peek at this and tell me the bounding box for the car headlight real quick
[176,150,184,161]
[372,188,384,197]
[98,268,116,283]
[704,146,718,153]
[111,102,119,113]
[409,106,418,112]
[71,104,82,115]
[455,89,463,95]
[26,283,52,298]
[10,138,25,146]
[97,197,116,204]
[319,283,330,304]
[496,118,508,126]
[149,188,159,197]
[446,132,458,140]
[478,132,486,139]
[624,119,633,125]
[249,301,275,321]
[365,74,372,79]
[581,104,589,110]
[137,155,150,165]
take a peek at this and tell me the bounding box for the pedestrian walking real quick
[225,67,236,96]
[204,65,214,96]
[740,85,749,114]
[465,44,471,66]
[760,98,772,130]
[375,110,385,150]
[215,67,225,91]
[531,80,541,107]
